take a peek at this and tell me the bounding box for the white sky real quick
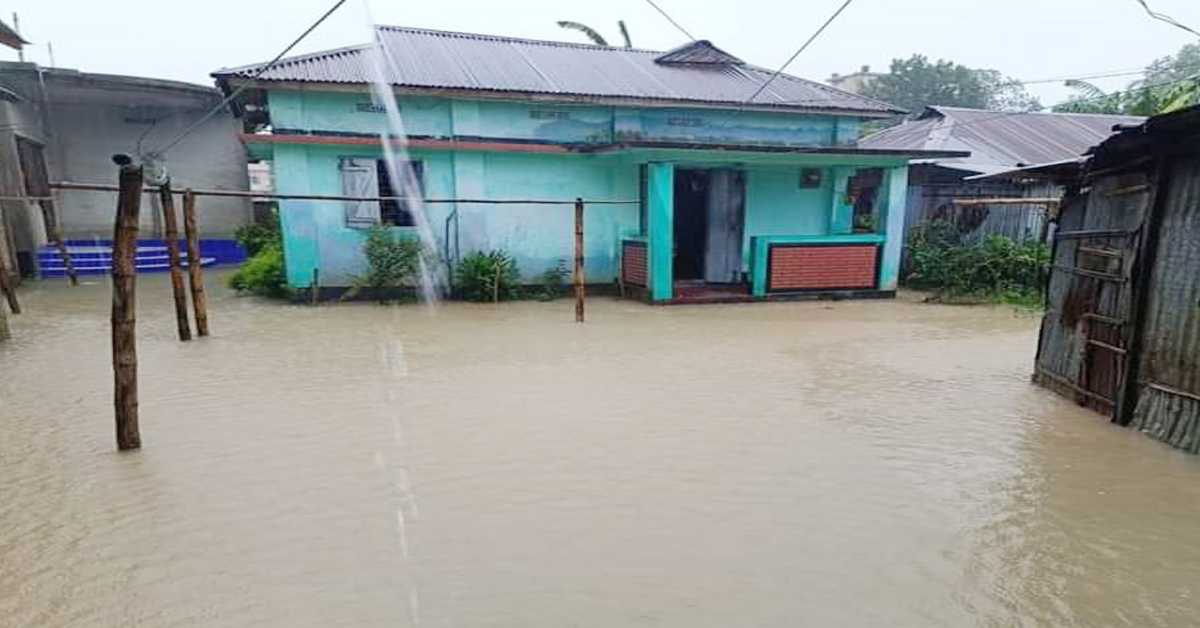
[5,0,1200,107]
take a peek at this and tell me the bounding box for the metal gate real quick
[1035,174,1153,418]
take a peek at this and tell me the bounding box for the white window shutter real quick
[341,158,381,227]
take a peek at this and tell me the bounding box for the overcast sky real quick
[4,0,1199,107]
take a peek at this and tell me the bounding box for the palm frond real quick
[618,20,632,48]
[1063,79,1108,101]
[556,21,608,47]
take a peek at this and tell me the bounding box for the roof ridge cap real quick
[375,24,665,54]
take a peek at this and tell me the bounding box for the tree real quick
[861,55,1041,115]
[556,20,632,48]
[1053,43,1200,115]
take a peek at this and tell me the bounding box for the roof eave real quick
[585,141,969,159]
[212,76,902,118]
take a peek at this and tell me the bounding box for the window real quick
[341,158,424,228]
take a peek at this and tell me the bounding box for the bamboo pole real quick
[112,161,142,451]
[493,260,501,303]
[182,190,209,337]
[0,259,19,314]
[159,180,191,341]
[574,198,584,323]
[38,198,79,286]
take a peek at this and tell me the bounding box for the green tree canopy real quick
[1053,43,1200,115]
[862,55,1041,115]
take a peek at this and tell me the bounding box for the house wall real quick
[44,96,250,239]
[744,167,834,270]
[273,143,639,288]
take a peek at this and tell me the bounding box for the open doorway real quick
[672,167,746,293]
[673,169,709,280]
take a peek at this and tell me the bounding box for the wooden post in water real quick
[182,189,209,336]
[112,159,143,451]
[0,258,19,315]
[310,268,320,306]
[574,198,585,323]
[159,180,191,341]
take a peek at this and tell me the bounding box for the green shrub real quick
[233,211,281,257]
[536,259,570,301]
[228,243,288,298]
[229,210,289,298]
[906,220,1049,304]
[456,250,521,302]
[345,226,423,302]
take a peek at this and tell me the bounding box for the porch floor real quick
[671,281,754,304]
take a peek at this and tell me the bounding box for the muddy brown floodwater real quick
[3,271,1200,627]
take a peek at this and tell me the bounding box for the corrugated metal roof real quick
[860,106,1145,173]
[212,26,902,116]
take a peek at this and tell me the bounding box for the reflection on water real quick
[2,272,1198,627]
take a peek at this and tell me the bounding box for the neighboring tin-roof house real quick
[214,26,904,117]
[860,105,1145,176]
[859,106,1146,249]
[0,62,253,279]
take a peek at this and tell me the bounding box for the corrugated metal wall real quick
[904,175,1057,247]
[1130,155,1200,453]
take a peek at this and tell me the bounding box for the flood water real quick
[3,271,1199,627]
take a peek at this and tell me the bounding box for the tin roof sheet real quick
[860,106,1145,173]
[213,26,902,116]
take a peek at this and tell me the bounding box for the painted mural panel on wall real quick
[614,108,853,147]
[268,88,866,149]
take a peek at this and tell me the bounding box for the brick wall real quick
[622,241,647,287]
[769,245,878,291]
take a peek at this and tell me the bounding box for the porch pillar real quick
[829,167,855,234]
[647,162,674,301]
[878,164,909,291]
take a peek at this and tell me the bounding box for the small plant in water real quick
[537,259,570,301]
[233,210,281,257]
[229,211,289,298]
[456,250,521,302]
[344,226,422,303]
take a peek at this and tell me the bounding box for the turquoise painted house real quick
[213,26,960,302]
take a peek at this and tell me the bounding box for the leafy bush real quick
[536,259,570,301]
[345,226,423,302]
[906,220,1049,304]
[228,243,288,298]
[229,212,288,298]
[233,211,281,257]
[456,250,521,302]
